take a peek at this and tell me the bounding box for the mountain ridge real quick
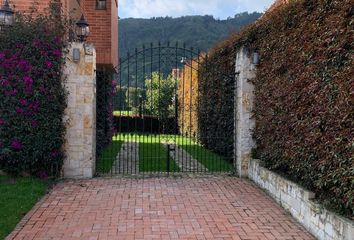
[118,12,262,58]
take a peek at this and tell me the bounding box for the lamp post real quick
[75,14,90,42]
[0,0,14,32]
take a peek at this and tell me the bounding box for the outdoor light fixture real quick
[252,51,260,65]
[0,0,14,31]
[75,14,90,42]
[96,0,106,10]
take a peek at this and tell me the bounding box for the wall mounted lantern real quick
[0,0,14,31]
[75,14,90,42]
[252,51,260,65]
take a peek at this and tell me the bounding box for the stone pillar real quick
[63,42,96,178]
[234,47,256,177]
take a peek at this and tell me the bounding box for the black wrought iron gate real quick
[96,43,236,176]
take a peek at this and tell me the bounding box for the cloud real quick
[119,0,274,19]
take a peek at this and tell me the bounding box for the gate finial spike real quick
[167,41,170,47]
[176,42,178,47]
[150,42,153,47]
[183,42,186,48]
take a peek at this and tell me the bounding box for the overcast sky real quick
[119,0,275,19]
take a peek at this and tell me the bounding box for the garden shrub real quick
[198,54,235,159]
[0,3,68,176]
[200,0,353,217]
[178,59,200,138]
[96,70,116,157]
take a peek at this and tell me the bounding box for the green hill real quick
[118,12,262,58]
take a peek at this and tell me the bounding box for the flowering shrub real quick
[0,5,67,176]
[201,0,353,217]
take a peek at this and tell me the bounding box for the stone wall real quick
[63,42,96,178]
[234,47,256,177]
[249,159,354,240]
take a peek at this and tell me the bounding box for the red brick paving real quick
[7,176,315,240]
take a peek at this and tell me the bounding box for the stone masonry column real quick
[63,42,96,178]
[234,47,256,177]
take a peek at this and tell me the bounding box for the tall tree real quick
[145,72,176,120]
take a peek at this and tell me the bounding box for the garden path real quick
[113,142,139,174]
[164,143,208,172]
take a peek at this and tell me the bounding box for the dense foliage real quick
[119,12,262,59]
[202,0,353,217]
[145,72,176,119]
[177,56,234,159]
[178,60,199,137]
[96,70,116,156]
[0,6,67,176]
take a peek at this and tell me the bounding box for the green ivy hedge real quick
[96,70,116,157]
[0,6,68,177]
[201,0,353,218]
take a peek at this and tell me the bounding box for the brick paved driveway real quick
[8,176,315,240]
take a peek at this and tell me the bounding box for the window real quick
[96,0,106,10]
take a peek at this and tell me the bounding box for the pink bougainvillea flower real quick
[50,150,59,158]
[45,60,53,68]
[0,119,5,126]
[32,39,42,48]
[11,139,22,150]
[20,99,28,106]
[53,36,61,44]
[23,76,33,86]
[36,170,48,179]
[52,49,61,57]
[5,89,18,96]
[29,101,40,112]
[0,52,5,61]
[31,120,38,128]
[16,107,24,113]
[18,59,32,72]
[0,77,9,87]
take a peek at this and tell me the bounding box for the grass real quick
[176,138,234,172]
[96,140,124,173]
[113,111,134,116]
[139,142,180,172]
[0,176,49,240]
[114,134,180,172]
[114,134,233,172]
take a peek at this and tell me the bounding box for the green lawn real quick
[0,176,49,240]
[114,134,180,172]
[113,111,134,116]
[114,134,233,172]
[96,140,124,173]
[175,138,234,172]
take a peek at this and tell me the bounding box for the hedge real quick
[0,4,68,177]
[114,115,177,134]
[96,70,116,157]
[200,0,353,218]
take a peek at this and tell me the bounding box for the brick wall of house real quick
[10,0,68,15]
[83,0,118,70]
[10,0,118,70]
